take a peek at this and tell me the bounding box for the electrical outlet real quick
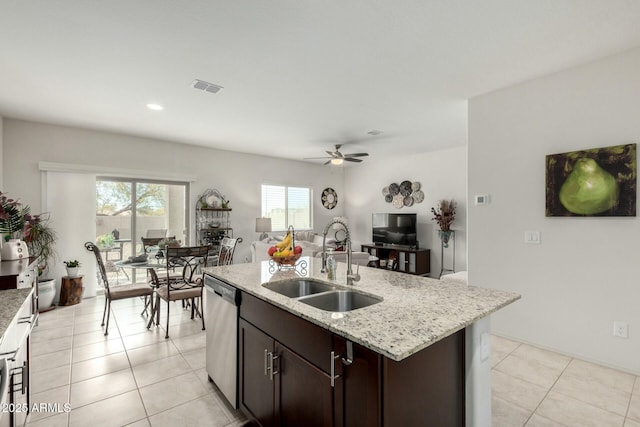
[480,332,490,361]
[613,321,628,338]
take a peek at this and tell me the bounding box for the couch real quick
[251,231,326,263]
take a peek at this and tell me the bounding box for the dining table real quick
[113,255,204,326]
[113,257,170,323]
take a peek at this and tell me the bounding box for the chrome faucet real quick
[321,218,360,286]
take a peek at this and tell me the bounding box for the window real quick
[96,178,189,284]
[261,185,312,231]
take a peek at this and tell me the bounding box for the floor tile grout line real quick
[491,339,521,370]
[111,302,155,423]
[521,356,573,427]
[540,365,634,420]
[31,300,238,427]
[625,376,639,424]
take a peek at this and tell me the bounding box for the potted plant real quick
[23,213,58,310]
[431,199,457,248]
[96,233,115,249]
[0,191,31,259]
[63,260,81,277]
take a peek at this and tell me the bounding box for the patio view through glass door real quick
[96,178,189,286]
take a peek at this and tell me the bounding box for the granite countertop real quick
[203,257,520,361]
[0,289,33,344]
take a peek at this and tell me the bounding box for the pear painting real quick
[558,158,619,214]
[546,144,636,217]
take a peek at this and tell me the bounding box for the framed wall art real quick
[545,143,636,217]
[321,188,338,209]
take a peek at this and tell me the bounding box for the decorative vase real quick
[438,230,453,248]
[38,278,56,310]
[66,267,80,277]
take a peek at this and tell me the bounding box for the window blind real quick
[262,184,312,231]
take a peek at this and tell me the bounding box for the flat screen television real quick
[372,213,417,246]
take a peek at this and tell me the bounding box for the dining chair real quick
[147,245,209,338]
[215,237,242,266]
[146,229,167,238]
[141,236,176,254]
[85,242,154,336]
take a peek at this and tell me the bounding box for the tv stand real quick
[361,244,430,276]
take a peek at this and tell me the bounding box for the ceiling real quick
[1,1,640,165]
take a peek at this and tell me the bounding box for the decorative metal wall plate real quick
[321,188,338,209]
[383,181,422,208]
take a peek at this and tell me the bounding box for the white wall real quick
[468,48,640,373]
[2,119,344,264]
[344,146,467,277]
[0,116,3,190]
[45,172,97,300]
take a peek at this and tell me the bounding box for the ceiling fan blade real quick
[323,160,332,165]
[344,157,363,163]
[343,153,369,157]
[304,156,333,160]
[326,151,336,156]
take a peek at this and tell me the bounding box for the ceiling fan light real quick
[331,158,344,165]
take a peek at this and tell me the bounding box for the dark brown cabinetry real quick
[239,294,338,427]
[361,244,430,276]
[275,342,335,426]
[238,291,465,427]
[239,320,275,427]
[333,337,381,427]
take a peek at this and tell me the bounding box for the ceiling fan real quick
[304,144,369,165]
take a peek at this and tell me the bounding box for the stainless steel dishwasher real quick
[204,274,240,409]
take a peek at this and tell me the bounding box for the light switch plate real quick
[524,230,541,244]
[474,195,489,205]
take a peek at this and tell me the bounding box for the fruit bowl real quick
[269,253,302,266]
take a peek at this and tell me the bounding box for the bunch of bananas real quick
[268,230,302,258]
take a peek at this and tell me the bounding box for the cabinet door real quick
[274,343,336,427]
[333,337,381,427]
[239,320,275,427]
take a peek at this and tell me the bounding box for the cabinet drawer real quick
[240,292,333,374]
[17,267,36,289]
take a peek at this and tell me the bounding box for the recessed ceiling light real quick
[330,158,344,165]
[146,103,163,111]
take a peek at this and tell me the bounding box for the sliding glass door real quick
[96,178,189,284]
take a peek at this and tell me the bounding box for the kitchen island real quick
[203,257,519,427]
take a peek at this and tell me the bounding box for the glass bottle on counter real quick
[326,252,336,280]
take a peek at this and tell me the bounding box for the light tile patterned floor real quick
[491,335,640,427]
[27,297,247,427]
[26,297,640,426]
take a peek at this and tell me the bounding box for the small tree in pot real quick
[23,213,59,310]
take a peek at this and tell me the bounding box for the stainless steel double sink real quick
[262,279,382,312]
